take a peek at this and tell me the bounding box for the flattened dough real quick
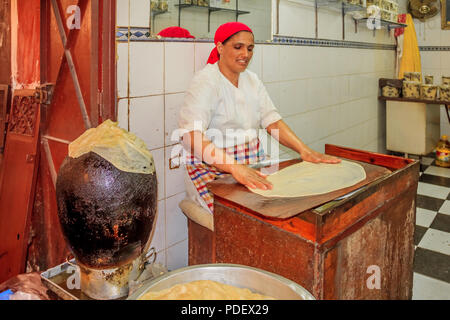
[249,160,366,198]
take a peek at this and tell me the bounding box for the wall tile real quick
[195,42,215,72]
[165,42,195,94]
[261,45,280,82]
[117,42,128,98]
[441,52,450,70]
[167,240,188,271]
[165,192,188,248]
[129,0,150,27]
[306,77,333,109]
[117,98,129,131]
[280,45,311,81]
[317,10,342,41]
[129,42,164,97]
[264,82,281,111]
[116,0,129,27]
[148,200,165,253]
[165,145,186,199]
[150,147,165,201]
[165,93,185,145]
[420,51,440,70]
[247,44,263,80]
[278,79,308,116]
[129,95,164,150]
[278,1,315,38]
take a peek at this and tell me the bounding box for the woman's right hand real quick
[229,164,273,190]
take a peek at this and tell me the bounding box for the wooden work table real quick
[187,145,420,300]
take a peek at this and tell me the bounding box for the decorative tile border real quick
[419,46,450,52]
[272,35,396,50]
[116,27,151,41]
[117,27,400,50]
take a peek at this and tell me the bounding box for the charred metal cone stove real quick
[56,152,157,300]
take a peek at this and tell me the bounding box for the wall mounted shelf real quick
[353,17,407,35]
[283,0,404,40]
[175,1,250,32]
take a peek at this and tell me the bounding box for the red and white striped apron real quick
[185,138,265,213]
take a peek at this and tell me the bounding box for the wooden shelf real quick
[378,96,450,106]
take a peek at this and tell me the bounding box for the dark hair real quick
[222,30,253,45]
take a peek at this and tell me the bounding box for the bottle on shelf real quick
[435,135,450,168]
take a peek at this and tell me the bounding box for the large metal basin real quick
[127,264,315,300]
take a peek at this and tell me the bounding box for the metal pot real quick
[127,264,316,300]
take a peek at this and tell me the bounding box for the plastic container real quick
[435,135,450,168]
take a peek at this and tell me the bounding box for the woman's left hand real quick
[300,147,341,164]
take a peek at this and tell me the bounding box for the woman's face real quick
[217,31,254,74]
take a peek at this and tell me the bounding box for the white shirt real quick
[178,63,282,148]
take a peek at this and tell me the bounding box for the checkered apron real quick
[185,138,266,213]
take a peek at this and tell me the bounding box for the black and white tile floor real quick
[410,154,450,300]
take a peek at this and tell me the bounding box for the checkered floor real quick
[410,154,450,300]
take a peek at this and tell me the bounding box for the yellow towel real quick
[398,14,421,79]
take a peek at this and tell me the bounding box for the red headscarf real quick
[207,22,253,64]
[158,26,195,39]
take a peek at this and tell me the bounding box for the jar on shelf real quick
[442,76,450,86]
[420,84,438,100]
[440,86,450,101]
[403,71,421,83]
[402,81,420,98]
[197,0,209,6]
[158,0,168,11]
[424,75,434,84]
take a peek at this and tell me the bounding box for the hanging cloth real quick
[396,14,421,79]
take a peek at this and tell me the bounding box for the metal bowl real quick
[127,263,315,300]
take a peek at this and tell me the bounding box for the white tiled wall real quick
[414,14,450,137]
[116,0,402,271]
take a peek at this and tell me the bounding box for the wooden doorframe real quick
[39,0,116,131]
[23,0,117,274]
[99,0,117,123]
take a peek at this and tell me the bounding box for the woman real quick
[178,22,340,214]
